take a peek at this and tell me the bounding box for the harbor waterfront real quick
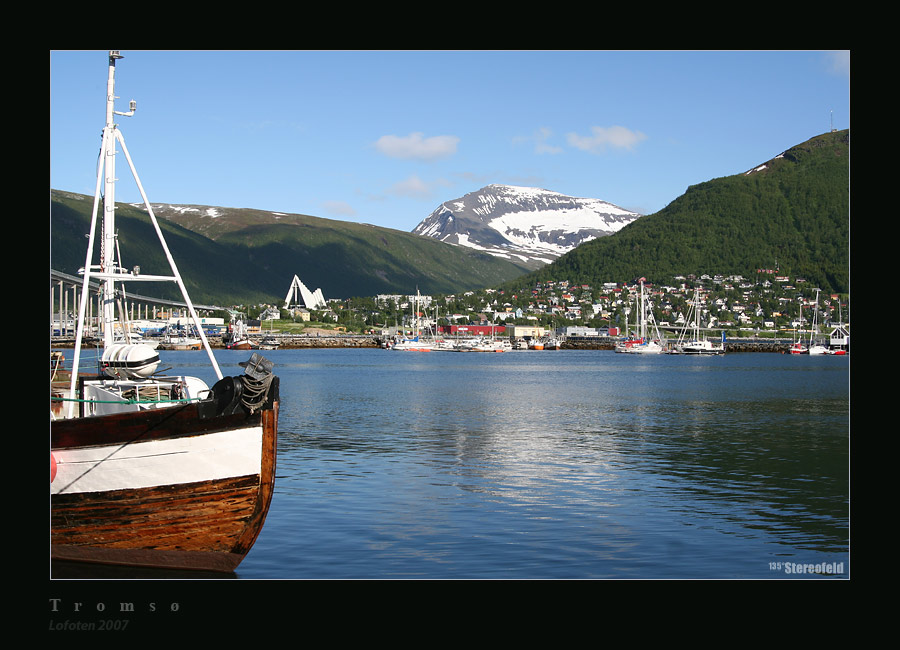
[53,346,849,579]
[51,334,812,353]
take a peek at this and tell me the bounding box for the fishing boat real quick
[671,289,724,355]
[225,320,259,350]
[50,52,280,574]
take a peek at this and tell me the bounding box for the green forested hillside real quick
[49,191,530,305]
[512,129,850,294]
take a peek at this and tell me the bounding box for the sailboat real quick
[615,280,665,354]
[788,298,807,354]
[671,289,724,355]
[788,289,828,355]
[391,290,435,351]
[50,52,280,574]
[806,289,829,355]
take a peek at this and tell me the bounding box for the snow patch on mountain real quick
[130,203,225,218]
[413,184,641,269]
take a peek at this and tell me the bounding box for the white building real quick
[284,275,326,310]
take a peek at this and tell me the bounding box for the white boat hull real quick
[678,341,724,355]
[52,426,264,495]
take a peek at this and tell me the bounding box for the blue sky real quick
[50,50,850,232]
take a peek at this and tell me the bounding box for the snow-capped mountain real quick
[413,185,641,269]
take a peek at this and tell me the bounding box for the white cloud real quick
[514,127,563,154]
[388,174,450,199]
[826,50,850,77]
[374,132,460,161]
[566,125,647,153]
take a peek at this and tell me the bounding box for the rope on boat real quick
[240,373,274,414]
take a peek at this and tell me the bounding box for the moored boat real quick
[390,290,436,351]
[158,335,203,350]
[225,320,259,350]
[615,280,666,354]
[50,52,280,574]
[469,337,510,352]
[391,336,435,351]
[259,335,281,350]
[788,289,831,356]
[671,289,724,355]
[615,337,665,354]
[806,289,828,355]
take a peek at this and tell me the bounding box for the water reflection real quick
[161,348,849,578]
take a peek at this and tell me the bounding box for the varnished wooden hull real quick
[51,379,278,573]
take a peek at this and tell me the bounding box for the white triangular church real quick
[284,274,326,310]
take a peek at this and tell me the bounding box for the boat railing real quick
[51,376,214,420]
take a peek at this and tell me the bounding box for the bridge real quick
[50,268,225,342]
[50,269,224,311]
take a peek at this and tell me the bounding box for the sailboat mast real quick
[695,290,701,339]
[640,281,646,340]
[101,52,122,346]
[809,288,820,346]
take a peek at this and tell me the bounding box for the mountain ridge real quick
[413,184,641,269]
[49,190,530,305]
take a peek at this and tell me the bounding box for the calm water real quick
[145,348,852,579]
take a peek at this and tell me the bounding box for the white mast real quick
[68,51,223,414]
[809,288,821,346]
[640,280,647,341]
[101,51,132,348]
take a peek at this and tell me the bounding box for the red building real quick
[438,324,507,336]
